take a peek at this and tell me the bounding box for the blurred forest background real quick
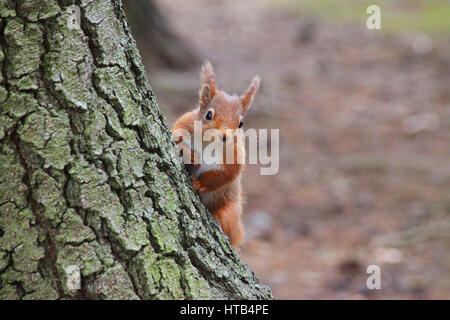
[124,0,450,299]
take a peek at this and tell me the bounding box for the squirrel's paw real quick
[190,174,207,193]
[190,173,199,188]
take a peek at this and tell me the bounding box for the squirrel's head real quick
[197,60,260,141]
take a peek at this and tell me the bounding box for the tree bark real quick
[0,0,272,300]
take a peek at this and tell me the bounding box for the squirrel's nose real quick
[222,135,227,142]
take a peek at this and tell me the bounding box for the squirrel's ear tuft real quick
[199,60,216,112]
[241,76,261,113]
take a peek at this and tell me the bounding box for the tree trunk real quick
[0,0,272,300]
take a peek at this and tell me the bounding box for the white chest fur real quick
[194,161,223,177]
[191,134,224,177]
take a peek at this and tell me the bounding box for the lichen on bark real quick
[0,0,272,300]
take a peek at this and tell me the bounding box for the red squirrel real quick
[172,61,260,248]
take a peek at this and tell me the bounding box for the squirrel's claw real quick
[192,180,203,192]
[190,174,200,188]
[190,174,207,193]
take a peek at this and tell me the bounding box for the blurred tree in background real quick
[123,0,198,70]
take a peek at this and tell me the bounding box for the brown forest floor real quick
[142,0,450,299]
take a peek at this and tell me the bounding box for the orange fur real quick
[172,61,260,248]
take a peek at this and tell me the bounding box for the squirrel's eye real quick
[238,121,244,128]
[205,110,213,120]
